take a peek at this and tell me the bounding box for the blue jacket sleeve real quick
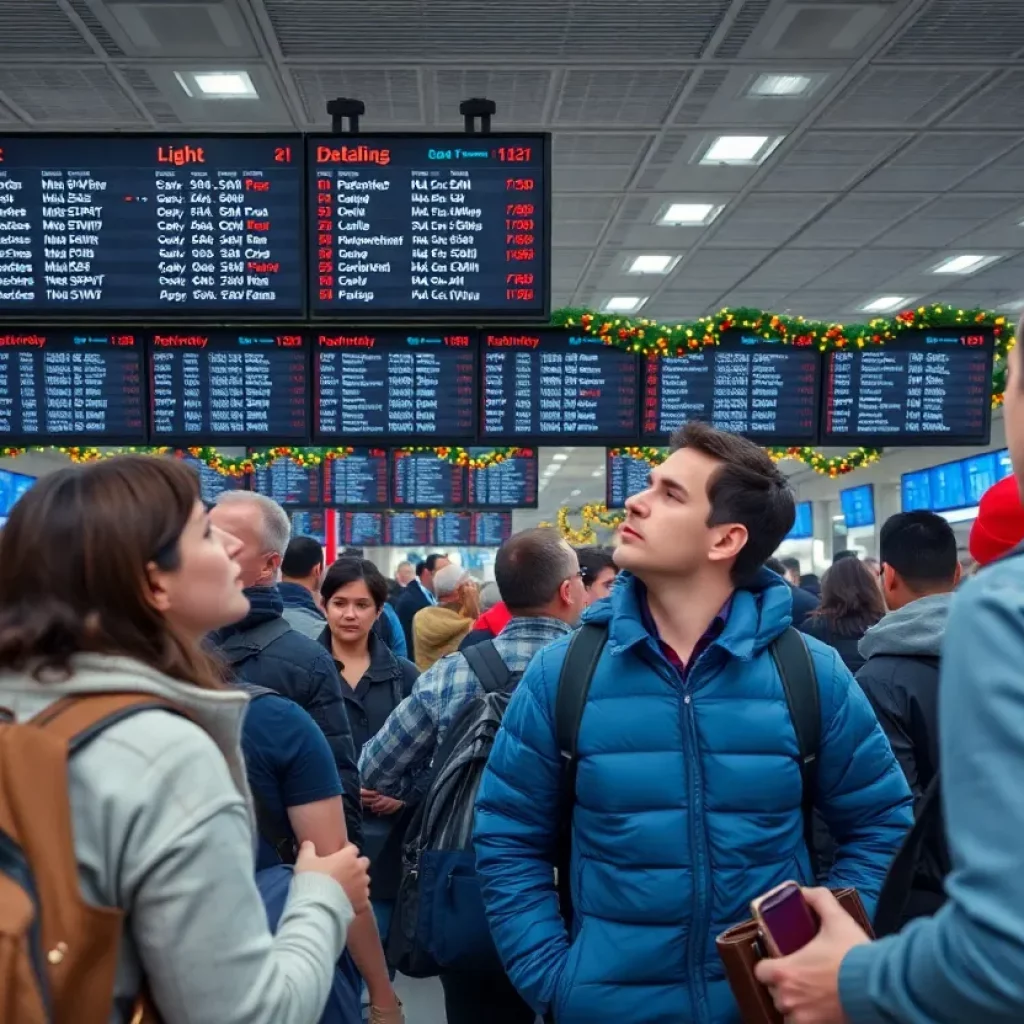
[812,644,913,916]
[473,645,571,1016]
[839,569,1024,1023]
[381,603,408,659]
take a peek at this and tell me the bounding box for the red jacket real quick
[474,601,512,637]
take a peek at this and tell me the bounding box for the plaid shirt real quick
[358,615,573,799]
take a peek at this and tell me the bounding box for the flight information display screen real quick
[0,134,304,316]
[840,484,875,528]
[467,447,537,508]
[929,461,967,512]
[149,330,309,443]
[290,509,327,545]
[432,511,472,546]
[472,511,513,546]
[384,511,431,547]
[643,332,820,444]
[308,134,549,319]
[821,328,995,446]
[481,329,639,441]
[0,328,145,443]
[250,457,321,507]
[339,511,384,547]
[901,471,931,512]
[315,330,476,442]
[323,449,389,508]
[606,448,661,508]
[178,454,247,503]
[392,449,466,508]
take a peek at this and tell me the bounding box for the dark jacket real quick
[799,615,875,675]
[459,601,513,652]
[211,585,363,848]
[395,580,431,660]
[788,584,820,628]
[321,628,419,898]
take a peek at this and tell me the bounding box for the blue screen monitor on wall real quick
[840,484,875,529]
[785,501,813,540]
[901,470,931,512]
[0,469,35,517]
[929,461,968,512]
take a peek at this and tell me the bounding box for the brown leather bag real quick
[0,693,183,1023]
[716,888,874,1024]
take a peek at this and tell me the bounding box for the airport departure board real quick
[339,511,384,546]
[179,454,247,503]
[315,330,475,441]
[432,510,472,546]
[467,446,537,508]
[643,332,820,445]
[250,457,321,507]
[384,511,431,547]
[0,135,304,316]
[821,328,994,446]
[0,328,145,443]
[606,448,663,508]
[148,330,309,443]
[290,509,327,545]
[481,329,639,441]
[308,134,549,319]
[392,449,466,508]
[472,511,513,546]
[323,448,389,508]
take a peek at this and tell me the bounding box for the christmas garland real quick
[609,444,883,478]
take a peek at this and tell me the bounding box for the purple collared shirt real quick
[639,588,731,681]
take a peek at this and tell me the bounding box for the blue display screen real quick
[841,484,875,528]
[929,462,967,512]
[997,448,1013,480]
[901,470,931,511]
[0,468,35,516]
[786,501,813,540]
[963,453,998,506]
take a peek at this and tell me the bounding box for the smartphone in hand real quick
[750,881,819,957]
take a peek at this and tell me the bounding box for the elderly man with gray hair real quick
[411,562,481,671]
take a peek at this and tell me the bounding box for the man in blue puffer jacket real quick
[473,421,913,1024]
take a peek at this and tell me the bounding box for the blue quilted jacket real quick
[474,570,913,1024]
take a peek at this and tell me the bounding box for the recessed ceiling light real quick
[700,135,783,166]
[862,296,910,313]
[602,296,646,313]
[657,202,724,226]
[627,254,679,275]
[542,465,561,477]
[177,71,258,99]
[591,469,603,478]
[932,254,996,275]
[552,453,569,462]
[749,73,814,98]
[571,489,582,497]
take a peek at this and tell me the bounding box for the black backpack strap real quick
[554,623,608,927]
[770,627,820,860]
[462,639,513,694]
[219,617,292,668]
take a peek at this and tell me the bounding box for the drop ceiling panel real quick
[664,249,773,290]
[942,71,1024,128]
[886,0,1024,59]
[741,249,855,290]
[872,195,1022,248]
[792,193,929,246]
[715,0,773,58]
[957,141,1024,192]
[100,0,260,58]
[433,70,552,127]
[758,132,908,192]
[711,195,830,246]
[554,70,689,127]
[0,66,145,125]
[718,289,795,311]
[0,0,94,56]
[809,248,937,291]
[292,68,424,126]
[860,133,1018,192]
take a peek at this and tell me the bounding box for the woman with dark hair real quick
[799,555,886,674]
[319,557,420,947]
[0,456,368,1024]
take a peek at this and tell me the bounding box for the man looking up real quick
[473,422,911,1024]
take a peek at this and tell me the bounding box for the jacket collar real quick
[277,581,323,618]
[500,615,574,644]
[213,585,283,642]
[318,625,397,684]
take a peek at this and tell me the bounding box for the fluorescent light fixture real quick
[591,469,604,478]
[542,465,561,477]
[700,135,782,166]
[862,296,910,313]
[932,254,995,275]
[602,296,646,313]
[176,71,258,99]
[571,489,582,498]
[657,202,723,226]
[552,453,570,462]
[627,254,679,275]
[749,73,814,97]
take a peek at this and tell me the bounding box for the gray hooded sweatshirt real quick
[0,654,354,1024]
[858,592,952,662]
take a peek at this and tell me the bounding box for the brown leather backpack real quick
[0,693,179,1023]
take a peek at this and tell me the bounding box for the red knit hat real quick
[970,475,1024,566]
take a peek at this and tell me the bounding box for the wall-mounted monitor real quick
[785,501,813,540]
[840,484,875,529]
[901,469,932,512]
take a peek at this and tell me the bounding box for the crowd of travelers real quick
[7,320,1024,1023]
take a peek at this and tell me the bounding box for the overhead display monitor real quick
[0,328,145,443]
[307,133,550,320]
[323,448,389,508]
[467,447,537,508]
[339,511,384,547]
[606,447,664,509]
[384,510,431,547]
[0,468,35,516]
[929,461,968,512]
[963,453,999,506]
[392,449,466,508]
[178,454,247,504]
[901,470,932,512]
[472,511,513,546]
[821,327,995,447]
[785,501,813,541]
[0,134,304,316]
[290,509,327,545]
[250,456,321,507]
[149,329,309,444]
[481,329,639,441]
[315,330,476,442]
[840,484,875,529]
[432,510,472,546]
[642,332,820,445]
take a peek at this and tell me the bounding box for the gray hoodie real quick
[0,654,354,1024]
[858,592,953,661]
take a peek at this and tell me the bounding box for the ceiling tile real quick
[0,66,145,124]
[872,195,1022,248]
[942,70,1024,128]
[861,132,1018,191]
[554,70,689,127]
[793,194,929,246]
[292,68,423,126]
[711,195,830,246]
[886,0,1024,59]
[957,141,1024,191]
[758,132,909,192]
[0,0,93,56]
[433,70,552,127]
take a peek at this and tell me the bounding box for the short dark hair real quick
[495,528,576,614]
[781,556,801,575]
[417,552,447,577]
[321,556,389,610]
[576,545,616,590]
[341,546,364,558]
[764,557,787,577]
[669,421,796,585]
[833,549,859,562]
[880,511,958,589]
[281,536,323,579]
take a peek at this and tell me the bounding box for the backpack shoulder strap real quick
[461,640,512,694]
[769,627,820,858]
[219,617,292,668]
[554,622,608,926]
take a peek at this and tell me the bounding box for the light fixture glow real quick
[862,296,910,313]
[190,71,258,98]
[701,135,782,166]
[657,202,722,226]
[932,254,994,275]
[628,254,678,275]
[571,489,582,497]
[750,74,813,97]
[591,469,604,478]
[552,453,570,462]
[602,296,646,313]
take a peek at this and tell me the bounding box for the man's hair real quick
[282,536,323,579]
[495,528,576,614]
[781,556,801,575]
[576,545,616,590]
[433,563,470,600]
[341,546,364,558]
[479,580,501,612]
[669,421,796,585]
[320,556,389,610]
[213,490,291,557]
[880,511,958,589]
[832,549,859,562]
[764,557,787,577]
[417,552,447,577]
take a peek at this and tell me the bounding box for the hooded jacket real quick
[411,602,473,671]
[474,570,913,1024]
[459,600,513,651]
[0,655,353,1024]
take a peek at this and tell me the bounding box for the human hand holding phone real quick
[750,880,820,957]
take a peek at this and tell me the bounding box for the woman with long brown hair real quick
[0,456,368,1023]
